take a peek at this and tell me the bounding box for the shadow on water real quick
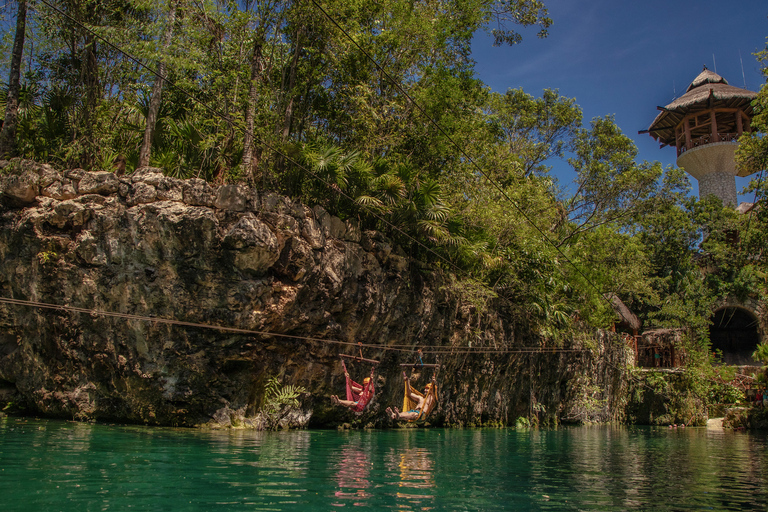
[1,417,767,511]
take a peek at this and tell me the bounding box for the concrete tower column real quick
[676,142,739,205]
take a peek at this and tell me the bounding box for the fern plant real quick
[262,376,306,430]
[753,343,768,366]
[752,343,768,386]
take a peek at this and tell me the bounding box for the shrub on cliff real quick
[261,376,307,431]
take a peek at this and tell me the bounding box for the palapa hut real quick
[606,293,642,362]
[641,66,758,206]
[606,293,641,334]
[605,295,688,368]
[637,329,686,368]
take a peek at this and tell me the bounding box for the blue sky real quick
[471,0,768,203]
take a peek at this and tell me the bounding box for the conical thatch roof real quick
[686,67,728,92]
[645,67,757,145]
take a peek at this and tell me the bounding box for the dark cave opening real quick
[709,307,760,365]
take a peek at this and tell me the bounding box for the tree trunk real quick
[70,0,100,168]
[0,0,28,158]
[241,38,264,181]
[281,27,303,142]
[139,0,179,168]
[79,32,98,168]
[83,34,99,113]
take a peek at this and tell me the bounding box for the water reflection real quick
[199,429,313,507]
[397,448,435,491]
[331,441,373,506]
[543,425,768,511]
[385,438,436,510]
[2,418,768,511]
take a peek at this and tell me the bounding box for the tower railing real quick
[677,132,740,156]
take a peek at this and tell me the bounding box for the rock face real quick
[0,160,631,428]
[723,406,768,429]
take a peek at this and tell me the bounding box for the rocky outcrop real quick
[723,406,768,429]
[0,160,631,428]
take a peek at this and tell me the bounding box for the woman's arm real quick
[346,372,363,393]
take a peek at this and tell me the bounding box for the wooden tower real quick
[643,67,757,206]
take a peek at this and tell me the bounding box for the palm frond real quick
[417,178,442,208]
[371,174,406,204]
[355,195,385,209]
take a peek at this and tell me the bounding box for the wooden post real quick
[339,353,379,364]
[736,111,743,135]
[633,331,638,363]
[710,109,719,142]
[684,118,692,149]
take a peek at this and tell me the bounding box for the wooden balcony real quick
[677,132,740,157]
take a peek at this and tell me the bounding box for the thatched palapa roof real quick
[644,67,757,145]
[605,293,641,331]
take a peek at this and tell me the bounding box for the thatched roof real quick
[685,67,728,92]
[735,202,755,214]
[645,67,757,145]
[605,293,641,331]
[641,328,684,344]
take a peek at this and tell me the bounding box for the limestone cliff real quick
[0,160,631,428]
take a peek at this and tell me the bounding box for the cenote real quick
[1,418,767,511]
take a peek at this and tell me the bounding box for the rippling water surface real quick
[1,417,767,511]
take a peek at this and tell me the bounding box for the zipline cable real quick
[306,1,689,405]
[0,296,587,356]
[24,0,600,356]
[2,295,678,413]
[24,1,656,398]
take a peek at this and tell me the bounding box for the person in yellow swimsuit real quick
[386,373,436,420]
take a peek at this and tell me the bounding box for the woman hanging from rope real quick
[386,371,438,421]
[331,359,376,413]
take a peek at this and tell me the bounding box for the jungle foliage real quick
[0,0,767,359]
[261,375,307,430]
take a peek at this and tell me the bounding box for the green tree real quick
[484,88,582,180]
[241,0,284,181]
[736,38,768,176]
[561,116,664,247]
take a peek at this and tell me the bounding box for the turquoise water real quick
[1,417,767,511]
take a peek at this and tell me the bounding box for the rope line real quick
[21,2,686,409]
[0,296,586,356]
[2,295,687,417]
